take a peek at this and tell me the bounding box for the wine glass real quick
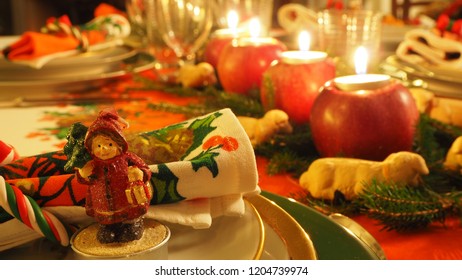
[154,0,213,66]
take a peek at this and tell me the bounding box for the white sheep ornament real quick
[237,109,293,147]
[299,151,430,200]
[443,136,462,172]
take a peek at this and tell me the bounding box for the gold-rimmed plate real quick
[247,195,317,260]
[262,191,384,260]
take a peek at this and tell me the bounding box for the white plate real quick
[381,55,462,98]
[0,45,137,80]
[0,52,155,97]
[167,200,264,260]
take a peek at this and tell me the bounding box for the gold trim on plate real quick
[245,200,265,260]
[247,195,317,260]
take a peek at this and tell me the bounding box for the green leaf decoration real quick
[190,149,220,178]
[182,111,222,159]
[150,164,185,204]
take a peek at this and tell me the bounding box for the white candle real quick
[236,37,280,46]
[334,46,391,91]
[281,31,327,64]
[281,51,327,64]
[212,10,248,38]
[334,74,391,91]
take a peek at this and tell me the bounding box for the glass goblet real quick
[155,0,213,66]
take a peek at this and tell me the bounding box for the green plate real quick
[261,191,381,260]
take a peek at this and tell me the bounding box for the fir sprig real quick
[254,124,319,177]
[134,75,264,118]
[414,113,462,165]
[357,181,452,231]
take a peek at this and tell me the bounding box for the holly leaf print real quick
[190,150,220,178]
[150,164,185,204]
[182,111,223,159]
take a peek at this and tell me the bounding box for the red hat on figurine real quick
[84,108,129,153]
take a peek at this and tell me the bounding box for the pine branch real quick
[133,75,264,118]
[357,181,453,231]
[254,124,320,177]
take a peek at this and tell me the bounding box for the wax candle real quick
[260,31,335,124]
[204,10,248,68]
[217,19,287,95]
[334,46,391,91]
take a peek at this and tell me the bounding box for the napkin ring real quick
[41,20,89,52]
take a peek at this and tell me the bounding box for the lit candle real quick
[234,18,278,46]
[204,11,248,68]
[212,10,247,38]
[281,31,328,64]
[260,31,335,124]
[334,47,391,91]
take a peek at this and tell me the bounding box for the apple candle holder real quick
[217,37,287,95]
[260,50,336,124]
[309,75,419,161]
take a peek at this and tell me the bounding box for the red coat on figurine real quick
[76,108,152,243]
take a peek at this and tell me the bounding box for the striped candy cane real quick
[0,176,70,246]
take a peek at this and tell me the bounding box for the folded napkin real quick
[277,3,318,34]
[0,108,260,250]
[1,13,131,69]
[396,29,462,69]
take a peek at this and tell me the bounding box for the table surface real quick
[1,70,461,261]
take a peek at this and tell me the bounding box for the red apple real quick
[309,80,419,161]
[260,55,335,124]
[217,37,287,95]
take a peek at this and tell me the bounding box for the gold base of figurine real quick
[71,219,170,259]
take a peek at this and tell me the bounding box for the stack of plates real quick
[381,55,462,99]
[0,37,155,96]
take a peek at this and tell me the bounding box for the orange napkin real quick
[94,3,127,18]
[3,29,106,61]
[1,12,131,68]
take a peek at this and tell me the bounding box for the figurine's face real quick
[91,134,121,160]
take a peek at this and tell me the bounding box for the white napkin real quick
[396,29,462,68]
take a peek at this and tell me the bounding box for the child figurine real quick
[76,108,152,244]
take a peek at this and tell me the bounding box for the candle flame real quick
[354,46,368,75]
[298,31,310,51]
[249,18,261,38]
[227,10,239,30]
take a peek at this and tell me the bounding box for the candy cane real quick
[0,176,70,246]
[0,140,19,166]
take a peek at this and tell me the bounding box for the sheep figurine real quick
[237,109,293,147]
[443,136,462,172]
[299,151,430,200]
